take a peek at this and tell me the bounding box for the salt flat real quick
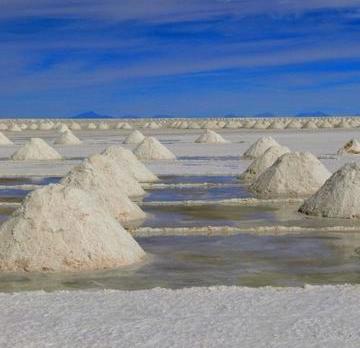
[0,285,360,348]
[1,125,360,347]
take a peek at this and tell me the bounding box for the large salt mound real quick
[61,159,146,224]
[250,152,331,198]
[11,138,63,161]
[54,130,82,145]
[0,132,13,145]
[195,129,229,144]
[299,163,360,218]
[124,130,145,144]
[9,124,22,132]
[134,137,176,160]
[102,145,158,182]
[337,139,360,155]
[243,136,280,159]
[240,145,290,182]
[0,184,145,272]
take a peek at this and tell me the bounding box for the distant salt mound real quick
[240,145,290,182]
[70,122,81,130]
[250,152,331,198]
[124,130,145,144]
[87,122,97,130]
[243,136,280,159]
[61,159,146,224]
[195,129,229,144]
[9,124,22,132]
[54,130,82,145]
[337,139,360,155]
[57,124,70,133]
[0,132,13,145]
[39,122,53,131]
[299,163,360,219]
[11,138,63,161]
[286,119,302,129]
[303,120,318,129]
[122,122,133,130]
[29,123,38,130]
[102,145,158,182]
[0,184,145,272]
[134,137,176,160]
[99,122,109,130]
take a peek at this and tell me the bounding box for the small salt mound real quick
[61,159,146,224]
[250,152,331,198]
[337,139,360,155]
[122,122,133,130]
[9,124,22,132]
[39,122,53,131]
[0,132,13,145]
[54,130,82,145]
[286,119,302,129]
[269,120,285,129]
[87,122,97,130]
[102,145,158,182]
[29,123,38,130]
[70,122,81,130]
[195,129,229,144]
[243,136,280,159]
[134,137,176,160]
[303,120,318,129]
[299,163,360,218]
[0,184,145,272]
[57,124,70,133]
[124,130,145,144]
[240,145,290,182]
[85,154,145,197]
[99,122,109,130]
[11,138,63,161]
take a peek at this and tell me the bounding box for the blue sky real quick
[1,0,360,117]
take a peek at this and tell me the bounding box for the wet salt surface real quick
[1,232,360,292]
[0,174,360,291]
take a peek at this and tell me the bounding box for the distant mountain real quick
[73,111,113,119]
[254,112,276,118]
[296,111,329,117]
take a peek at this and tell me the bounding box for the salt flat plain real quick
[1,125,360,347]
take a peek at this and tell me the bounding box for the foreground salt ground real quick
[0,285,359,348]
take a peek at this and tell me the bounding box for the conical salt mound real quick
[57,124,70,133]
[337,139,360,155]
[61,158,146,224]
[11,138,63,161]
[134,137,176,160]
[195,129,229,144]
[240,145,290,182]
[0,132,13,145]
[77,154,145,197]
[123,130,145,144]
[9,124,22,132]
[243,136,280,159]
[0,184,145,272]
[54,130,82,145]
[101,145,158,182]
[299,163,360,219]
[250,152,331,198]
[54,130,81,145]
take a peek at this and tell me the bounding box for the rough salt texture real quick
[0,132,13,145]
[123,129,145,144]
[337,139,360,155]
[101,145,158,182]
[195,129,229,144]
[86,154,145,197]
[240,145,290,181]
[0,184,145,272]
[11,138,63,161]
[61,158,146,223]
[243,136,279,159]
[0,285,359,347]
[250,152,331,198]
[54,131,82,145]
[134,136,176,160]
[299,162,360,219]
